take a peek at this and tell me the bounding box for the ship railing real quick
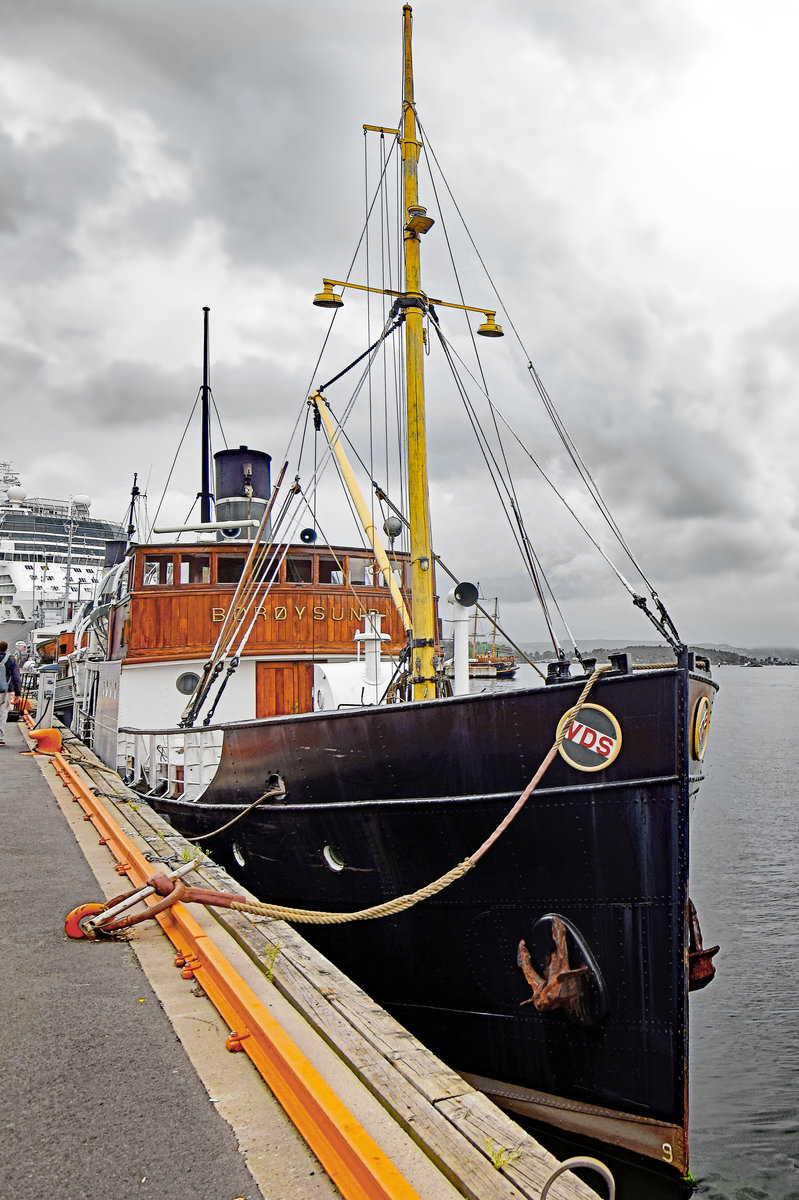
[117,725,224,802]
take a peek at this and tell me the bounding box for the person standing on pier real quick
[0,640,21,745]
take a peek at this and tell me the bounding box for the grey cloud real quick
[27,120,119,226]
[0,340,46,383]
[599,413,752,522]
[113,197,193,254]
[0,119,120,286]
[3,2,399,276]
[494,0,699,66]
[0,133,29,234]
[0,119,118,228]
[64,360,197,427]
[1,0,796,646]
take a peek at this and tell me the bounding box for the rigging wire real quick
[432,324,683,650]
[297,126,403,447]
[415,115,569,650]
[209,388,229,451]
[181,469,297,725]
[294,485,409,643]
[364,127,376,549]
[145,388,202,539]
[431,329,650,594]
[416,118,678,642]
[428,317,564,654]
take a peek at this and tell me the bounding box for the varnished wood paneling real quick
[256,661,313,717]
[126,586,408,662]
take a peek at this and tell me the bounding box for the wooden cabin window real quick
[217,554,247,583]
[285,556,313,584]
[143,555,174,586]
[179,553,211,584]
[318,556,344,586]
[253,556,280,583]
[349,557,376,587]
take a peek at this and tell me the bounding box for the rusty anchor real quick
[518,914,590,1020]
[688,899,719,991]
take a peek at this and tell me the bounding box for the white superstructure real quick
[0,462,124,642]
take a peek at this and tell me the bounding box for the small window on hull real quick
[322,845,346,873]
[176,671,201,695]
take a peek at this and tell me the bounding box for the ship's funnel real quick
[214,446,272,541]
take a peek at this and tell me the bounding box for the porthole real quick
[322,845,345,873]
[176,671,201,695]
[232,843,246,868]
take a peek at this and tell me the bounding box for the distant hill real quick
[516,642,798,667]
[747,646,799,660]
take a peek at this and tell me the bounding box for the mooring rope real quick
[228,665,609,925]
[185,782,287,842]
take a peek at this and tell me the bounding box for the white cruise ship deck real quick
[0,462,124,643]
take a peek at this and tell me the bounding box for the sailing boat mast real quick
[200,306,213,524]
[401,4,437,700]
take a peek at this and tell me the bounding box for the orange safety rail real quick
[39,739,423,1200]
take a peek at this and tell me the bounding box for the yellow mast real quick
[401,3,437,700]
[312,6,503,700]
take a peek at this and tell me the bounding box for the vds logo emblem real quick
[556,703,622,773]
[692,696,711,761]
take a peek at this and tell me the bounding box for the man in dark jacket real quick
[0,640,22,745]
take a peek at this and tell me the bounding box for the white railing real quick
[118,726,224,802]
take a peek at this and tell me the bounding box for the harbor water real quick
[481,662,799,1200]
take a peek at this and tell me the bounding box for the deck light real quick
[477,311,504,337]
[313,280,344,308]
[383,515,403,542]
[406,205,435,234]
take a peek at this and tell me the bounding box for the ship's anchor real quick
[64,861,248,939]
[688,899,719,990]
[517,913,608,1025]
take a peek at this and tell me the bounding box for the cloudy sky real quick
[2,0,797,649]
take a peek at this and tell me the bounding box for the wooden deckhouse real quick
[108,541,413,719]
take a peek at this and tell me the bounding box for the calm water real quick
[689,665,799,1200]
[480,663,799,1199]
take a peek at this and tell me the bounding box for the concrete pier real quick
[0,718,333,1200]
[0,716,602,1200]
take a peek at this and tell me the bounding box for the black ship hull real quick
[150,661,716,1174]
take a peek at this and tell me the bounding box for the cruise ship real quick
[0,462,125,645]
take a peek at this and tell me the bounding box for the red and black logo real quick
[556,703,622,772]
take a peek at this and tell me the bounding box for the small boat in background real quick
[446,597,519,679]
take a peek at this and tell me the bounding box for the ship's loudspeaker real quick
[300,528,318,544]
[453,581,478,607]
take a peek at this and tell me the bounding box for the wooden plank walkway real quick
[49,725,604,1200]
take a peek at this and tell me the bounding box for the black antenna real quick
[200,306,212,523]
[126,472,140,543]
